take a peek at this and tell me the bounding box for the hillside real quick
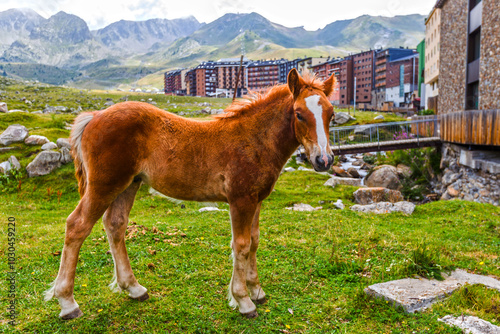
[0,9,425,89]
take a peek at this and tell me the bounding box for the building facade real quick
[352,50,375,105]
[164,69,187,95]
[338,57,353,105]
[385,54,420,107]
[311,58,342,104]
[246,59,286,92]
[437,0,500,146]
[424,6,441,111]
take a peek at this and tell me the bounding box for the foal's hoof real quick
[242,310,258,319]
[254,296,267,305]
[61,308,83,320]
[131,292,150,302]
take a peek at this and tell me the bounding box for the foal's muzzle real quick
[312,154,334,172]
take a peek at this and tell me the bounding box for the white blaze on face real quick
[305,95,328,163]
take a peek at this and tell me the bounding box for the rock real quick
[0,124,29,146]
[351,201,415,214]
[332,166,351,177]
[365,269,500,313]
[199,207,220,212]
[0,102,7,113]
[396,164,412,177]
[347,167,360,178]
[284,167,296,172]
[286,203,322,211]
[8,156,21,170]
[26,151,62,177]
[60,147,72,164]
[354,125,374,136]
[0,147,16,153]
[324,176,363,187]
[41,142,58,150]
[334,112,353,125]
[442,171,460,186]
[447,185,460,197]
[0,161,11,174]
[365,165,401,190]
[25,135,50,145]
[374,115,384,120]
[353,187,404,205]
[8,109,27,113]
[333,199,345,210]
[339,155,348,162]
[56,138,71,149]
[104,101,114,106]
[351,159,364,167]
[438,315,500,334]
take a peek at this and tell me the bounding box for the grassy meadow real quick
[0,79,499,333]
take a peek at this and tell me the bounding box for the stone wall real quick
[438,0,468,114]
[433,143,500,206]
[479,0,500,110]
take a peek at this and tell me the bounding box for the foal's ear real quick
[323,72,336,98]
[287,68,305,99]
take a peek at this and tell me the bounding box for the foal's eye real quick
[296,113,304,121]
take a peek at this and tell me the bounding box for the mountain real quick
[0,8,425,89]
[94,17,202,54]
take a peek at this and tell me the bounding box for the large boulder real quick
[334,112,353,125]
[365,165,401,190]
[26,151,61,177]
[0,102,7,113]
[351,201,416,215]
[41,142,58,150]
[0,161,10,174]
[347,167,360,178]
[56,138,71,149]
[324,176,363,187]
[8,156,21,170]
[0,124,29,146]
[25,135,50,145]
[60,147,72,164]
[353,187,403,205]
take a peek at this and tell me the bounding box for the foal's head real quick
[287,69,335,172]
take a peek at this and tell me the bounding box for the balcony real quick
[375,66,386,73]
[375,82,385,88]
[375,74,386,81]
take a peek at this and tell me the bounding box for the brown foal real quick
[45,69,335,319]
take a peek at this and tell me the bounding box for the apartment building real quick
[311,58,342,104]
[385,53,420,107]
[352,50,375,104]
[424,5,441,110]
[278,57,326,83]
[164,69,187,95]
[338,57,353,105]
[246,59,287,93]
[216,58,249,97]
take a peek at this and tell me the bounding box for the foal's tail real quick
[70,112,94,198]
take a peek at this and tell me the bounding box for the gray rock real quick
[334,112,353,125]
[353,187,403,205]
[350,201,415,215]
[333,199,345,210]
[0,102,8,113]
[347,167,360,178]
[26,151,62,177]
[438,315,500,334]
[41,142,58,150]
[8,109,27,113]
[56,138,71,149]
[8,156,21,170]
[374,115,385,120]
[60,147,72,164]
[0,124,29,146]
[365,165,401,190]
[25,135,49,145]
[354,125,375,136]
[284,167,296,172]
[324,176,363,187]
[0,161,11,174]
[286,203,322,212]
[0,147,16,153]
[442,171,461,186]
[104,101,115,107]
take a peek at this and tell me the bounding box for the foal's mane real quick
[216,72,325,119]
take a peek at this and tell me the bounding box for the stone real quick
[25,135,50,145]
[333,199,345,210]
[332,166,351,178]
[0,161,11,174]
[374,115,385,120]
[365,165,401,190]
[324,176,363,187]
[353,187,403,205]
[438,315,500,334]
[56,138,71,149]
[284,167,296,172]
[351,160,364,166]
[0,102,7,113]
[442,171,461,186]
[354,125,374,136]
[334,112,353,125]
[286,203,322,211]
[339,155,348,162]
[365,269,500,313]
[8,109,27,113]
[199,207,220,212]
[0,124,29,146]
[396,164,412,177]
[0,147,16,153]
[60,147,72,164]
[447,185,460,197]
[41,142,58,150]
[350,201,415,215]
[26,151,62,177]
[8,156,21,170]
[104,101,115,106]
[347,167,360,178]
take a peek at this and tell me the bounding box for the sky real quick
[1,0,436,31]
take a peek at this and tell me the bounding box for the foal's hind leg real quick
[246,202,267,304]
[102,181,148,301]
[45,192,112,319]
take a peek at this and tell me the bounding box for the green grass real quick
[0,78,499,333]
[333,109,407,126]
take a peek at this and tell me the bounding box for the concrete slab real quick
[438,315,500,334]
[364,269,500,313]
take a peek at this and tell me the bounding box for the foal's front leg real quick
[246,202,266,304]
[228,198,259,318]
